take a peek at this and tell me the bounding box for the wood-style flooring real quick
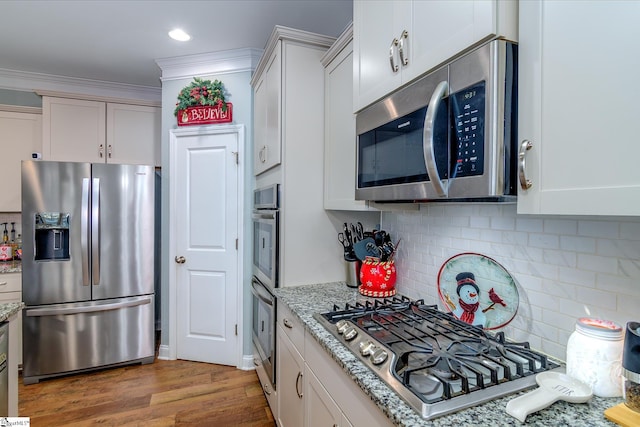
[18,359,275,426]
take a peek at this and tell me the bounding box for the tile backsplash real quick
[383,203,640,361]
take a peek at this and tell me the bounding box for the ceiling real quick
[0,0,353,89]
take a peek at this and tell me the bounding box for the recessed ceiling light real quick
[169,29,191,42]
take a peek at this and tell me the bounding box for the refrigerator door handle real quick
[81,178,91,286]
[91,177,100,286]
[25,297,152,317]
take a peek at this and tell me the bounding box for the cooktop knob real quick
[359,340,376,356]
[371,348,388,365]
[336,319,349,334]
[343,326,358,341]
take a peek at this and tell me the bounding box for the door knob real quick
[175,256,186,264]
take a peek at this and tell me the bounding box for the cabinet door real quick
[254,41,282,175]
[106,104,160,166]
[353,0,517,112]
[517,0,640,215]
[0,111,42,211]
[43,97,106,162]
[405,0,511,85]
[276,326,304,427]
[324,40,371,211]
[353,0,406,112]
[305,368,342,427]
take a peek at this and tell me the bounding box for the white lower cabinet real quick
[0,273,22,367]
[306,368,342,427]
[275,302,393,427]
[276,321,304,427]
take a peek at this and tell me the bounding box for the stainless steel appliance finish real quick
[251,184,280,388]
[252,184,279,291]
[355,40,518,202]
[252,277,276,387]
[315,297,561,420]
[21,160,155,384]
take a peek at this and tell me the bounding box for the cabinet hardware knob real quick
[259,145,267,163]
[283,318,293,329]
[174,255,186,264]
[389,38,399,72]
[99,144,104,158]
[398,30,409,66]
[108,144,112,158]
[518,140,533,190]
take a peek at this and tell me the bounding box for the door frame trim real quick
[167,124,245,366]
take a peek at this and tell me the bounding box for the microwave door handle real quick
[423,80,449,198]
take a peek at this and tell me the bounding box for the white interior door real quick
[170,125,242,366]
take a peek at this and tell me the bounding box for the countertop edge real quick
[0,302,24,322]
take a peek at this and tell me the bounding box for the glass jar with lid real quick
[566,317,624,397]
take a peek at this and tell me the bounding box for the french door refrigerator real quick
[21,160,155,384]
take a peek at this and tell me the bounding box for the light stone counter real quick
[275,282,622,427]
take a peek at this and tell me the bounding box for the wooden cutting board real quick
[604,403,640,426]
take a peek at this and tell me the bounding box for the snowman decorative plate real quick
[437,253,519,330]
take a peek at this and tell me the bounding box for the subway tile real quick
[558,266,596,287]
[542,249,577,268]
[578,220,619,238]
[528,233,560,249]
[560,235,596,253]
[516,217,544,233]
[577,253,618,274]
[544,219,578,235]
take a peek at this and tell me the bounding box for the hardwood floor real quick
[18,359,275,426]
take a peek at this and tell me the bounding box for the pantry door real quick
[169,125,243,366]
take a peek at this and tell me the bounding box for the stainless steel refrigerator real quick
[21,160,155,384]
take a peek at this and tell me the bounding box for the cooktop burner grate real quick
[315,296,561,419]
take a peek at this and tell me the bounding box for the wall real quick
[159,66,256,359]
[383,203,640,361]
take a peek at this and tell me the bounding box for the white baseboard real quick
[157,344,171,360]
[239,354,255,371]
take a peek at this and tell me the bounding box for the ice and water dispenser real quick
[34,212,70,261]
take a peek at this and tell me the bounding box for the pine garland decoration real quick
[174,77,228,116]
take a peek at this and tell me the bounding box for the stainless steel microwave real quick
[355,40,518,203]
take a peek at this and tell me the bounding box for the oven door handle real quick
[423,80,449,198]
[253,212,277,221]
[251,279,275,306]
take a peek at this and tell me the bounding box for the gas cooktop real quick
[314,296,561,420]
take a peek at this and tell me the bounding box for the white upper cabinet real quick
[253,43,282,176]
[517,1,640,215]
[322,24,374,211]
[353,0,517,112]
[0,110,42,212]
[106,103,161,166]
[43,97,160,166]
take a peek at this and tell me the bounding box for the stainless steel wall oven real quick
[252,184,279,387]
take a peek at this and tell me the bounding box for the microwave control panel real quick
[451,82,485,178]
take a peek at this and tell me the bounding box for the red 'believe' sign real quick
[177,103,233,126]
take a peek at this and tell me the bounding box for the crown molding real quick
[156,48,263,82]
[0,104,42,114]
[321,22,353,67]
[0,68,161,102]
[251,26,336,86]
[34,90,160,107]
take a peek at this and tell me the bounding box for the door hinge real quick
[235,324,238,336]
[235,238,238,250]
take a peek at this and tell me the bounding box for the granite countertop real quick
[274,282,623,427]
[0,302,23,322]
[0,261,21,274]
